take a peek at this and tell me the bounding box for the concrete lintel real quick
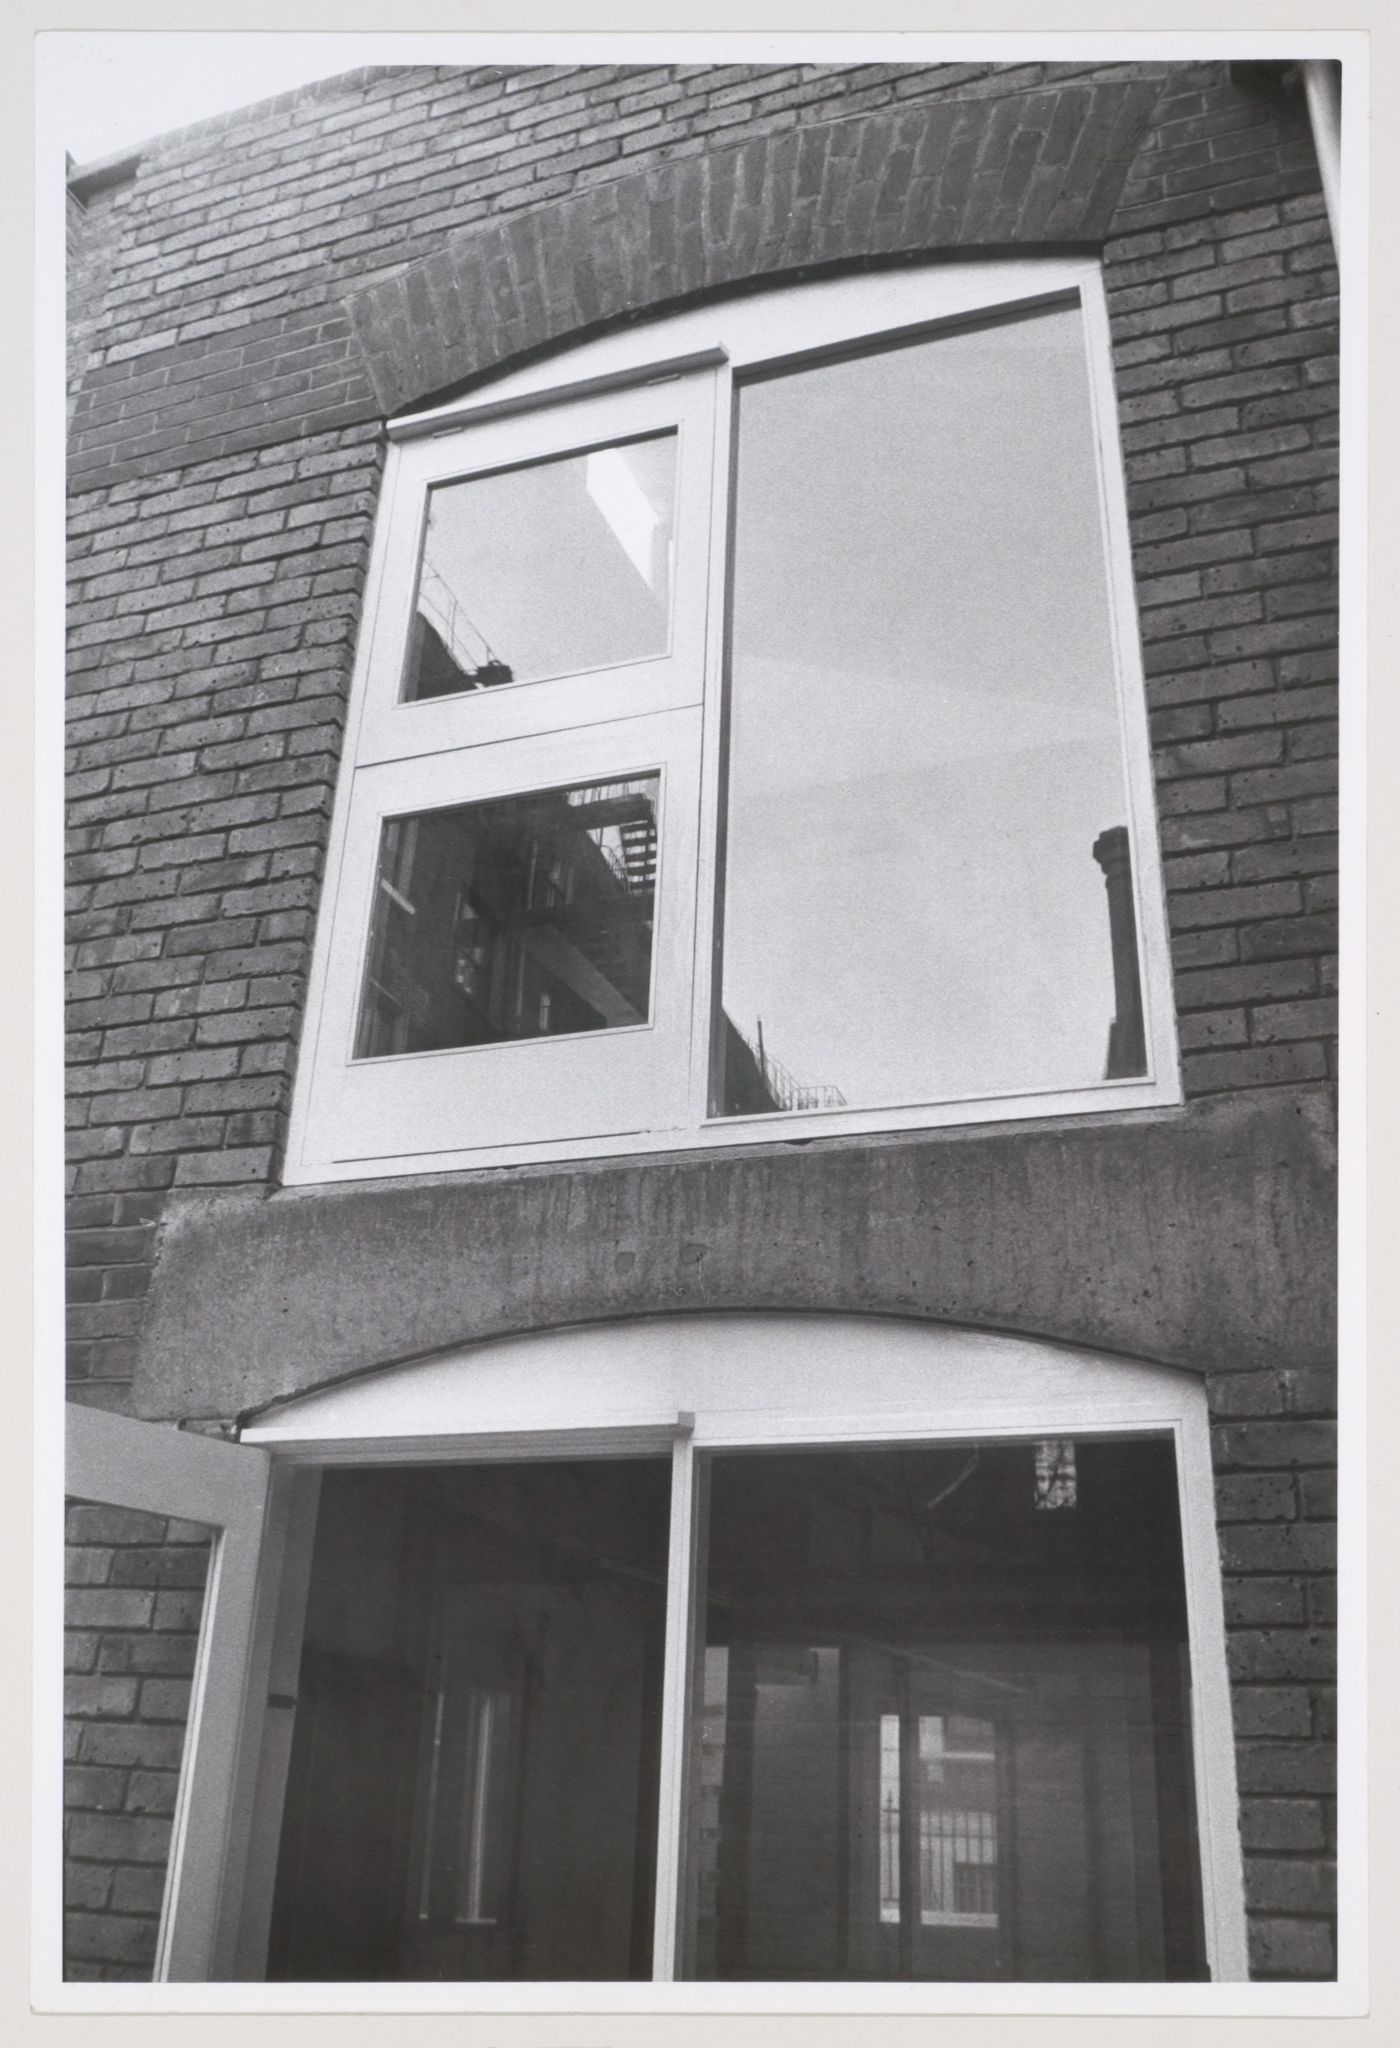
[132,1086,1335,1423]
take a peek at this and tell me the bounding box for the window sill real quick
[279,1073,1185,1188]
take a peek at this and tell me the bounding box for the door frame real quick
[51,1316,1253,2007]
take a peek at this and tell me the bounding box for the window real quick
[239,1317,1247,1989]
[287,262,1179,1183]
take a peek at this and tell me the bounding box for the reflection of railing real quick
[920,1807,998,1927]
[881,1748,999,1933]
[730,1018,846,1113]
[418,563,513,687]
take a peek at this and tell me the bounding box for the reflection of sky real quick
[722,305,1130,1106]
[419,434,676,686]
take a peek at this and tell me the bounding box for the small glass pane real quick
[684,1437,1207,1982]
[403,433,677,700]
[354,776,659,1059]
[268,1459,671,1981]
[715,302,1148,1119]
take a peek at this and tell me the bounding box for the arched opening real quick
[236,1316,1245,1989]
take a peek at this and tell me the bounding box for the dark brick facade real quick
[63,60,1339,1984]
[62,1501,210,1980]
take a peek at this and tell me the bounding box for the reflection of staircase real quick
[565,786,658,898]
[522,784,658,1024]
[618,809,658,895]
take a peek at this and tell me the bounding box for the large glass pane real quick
[268,1459,671,1981]
[715,302,1148,1118]
[684,1437,1206,1982]
[403,433,677,700]
[354,776,659,1059]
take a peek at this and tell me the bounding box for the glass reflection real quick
[403,434,677,700]
[354,777,659,1059]
[685,1438,1207,1982]
[716,303,1148,1117]
[269,1459,671,1982]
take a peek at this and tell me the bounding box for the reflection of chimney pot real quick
[1093,826,1147,1079]
[1093,824,1130,884]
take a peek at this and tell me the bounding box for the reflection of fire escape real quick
[566,783,658,901]
[533,783,657,1024]
[416,563,515,690]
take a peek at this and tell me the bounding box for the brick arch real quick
[343,79,1163,416]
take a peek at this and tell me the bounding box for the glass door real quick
[682,1437,1208,1982]
[252,1431,1209,1985]
[143,1313,1245,1993]
[265,1456,671,1981]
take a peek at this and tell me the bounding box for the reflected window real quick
[412,1673,518,1931]
[715,305,1149,1116]
[880,1712,1001,1931]
[403,435,677,700]
[355,777,659,1059]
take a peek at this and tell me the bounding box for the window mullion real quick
[686,359,735,1131]
[651,1421,704,1981]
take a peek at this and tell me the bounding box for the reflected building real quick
[357,781,659,1059]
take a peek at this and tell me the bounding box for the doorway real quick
[56,1316,1249,1994]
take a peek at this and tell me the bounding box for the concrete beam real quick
[132,1085,1335,1422]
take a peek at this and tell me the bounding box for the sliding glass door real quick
[260,1433,1206,1983]
[64,1319,1245,1993]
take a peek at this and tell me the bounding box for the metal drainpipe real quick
[1300,59,1343,259]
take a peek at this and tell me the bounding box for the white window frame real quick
[285,259,1182,1186]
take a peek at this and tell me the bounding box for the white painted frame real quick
[233,1315,1248,1987]
[303,710,703,1162]
[286,259,1182,1185]
[357,372,719,764]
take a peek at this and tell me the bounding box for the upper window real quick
[287,262,1179,1183]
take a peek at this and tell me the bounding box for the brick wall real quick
[66,60,1170,488]
[63,1501,211,1980]
[66,169,136,420]
[1095,77,1340,1972]
[1207,1366,1337,1977]
[63,60,1339,1982]
[1104,68,1338,1106]
[65,420,382,1385]
[64,62,1337,1396]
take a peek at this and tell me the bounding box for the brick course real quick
[1106,86,1339,1121]
[62,1501,210,1981]
[64,59,1339,1984]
